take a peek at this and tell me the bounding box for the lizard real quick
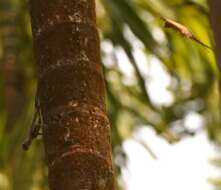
[161,17,213,51]
[22,91,43,151]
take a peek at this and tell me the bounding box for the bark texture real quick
[208,0,221,83]
[29,0,115,190]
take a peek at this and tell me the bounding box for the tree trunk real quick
[29,0,115,189]
[208,0,221,87]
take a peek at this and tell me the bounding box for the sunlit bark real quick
[29,0,115,189]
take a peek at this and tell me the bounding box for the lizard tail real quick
[191,36,214,51]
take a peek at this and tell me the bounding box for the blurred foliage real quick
[208,148,221,190]
[0,0,220,189]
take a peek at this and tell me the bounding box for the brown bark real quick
[208,0,221,87]
[29,0,115,190]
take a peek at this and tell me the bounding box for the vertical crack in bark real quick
[29,0,115,189]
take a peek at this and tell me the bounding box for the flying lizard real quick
[161,17,213,51]
[22,93,43,151]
